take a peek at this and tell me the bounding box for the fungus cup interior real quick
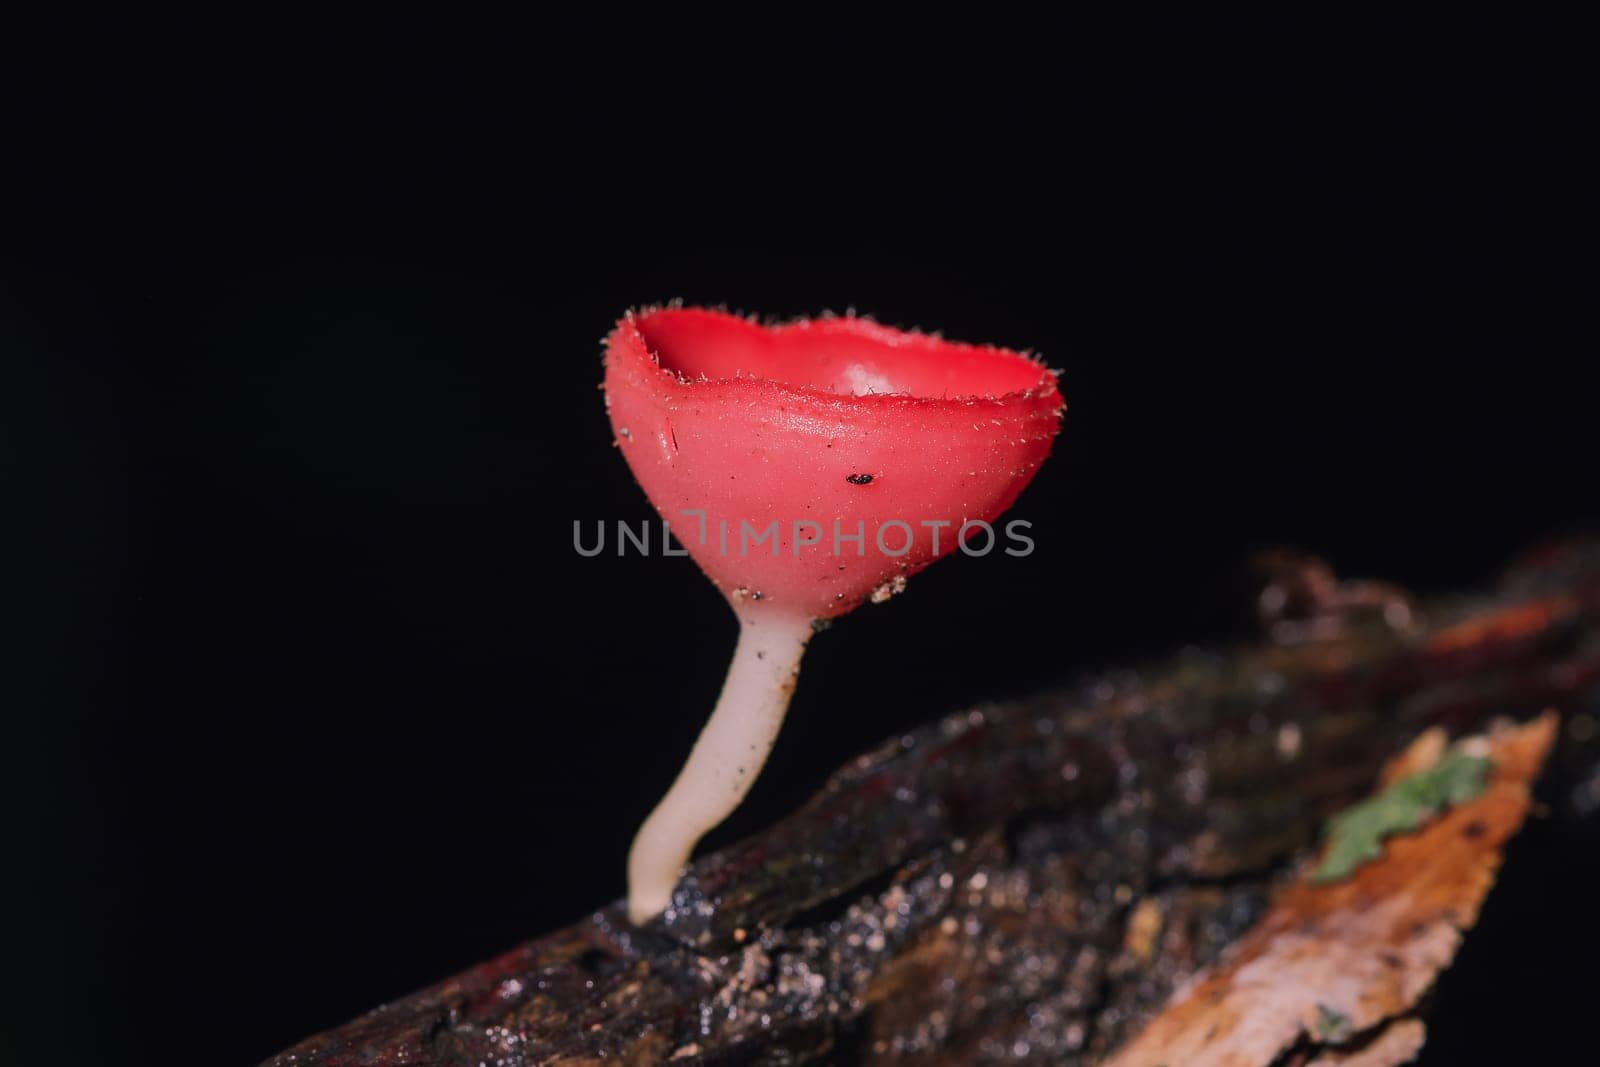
[634,307,1052,399]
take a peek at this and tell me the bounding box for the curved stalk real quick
[626,608,813,924]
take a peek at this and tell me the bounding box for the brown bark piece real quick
[1303,1019,1427,1067]
[1105,713,1558,1067]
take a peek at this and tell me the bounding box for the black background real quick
[12,18,1599,1065]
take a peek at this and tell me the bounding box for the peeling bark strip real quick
[1303,1019,1427,1067]
[264,539,1600,1067]
[1105,713,1558,1067]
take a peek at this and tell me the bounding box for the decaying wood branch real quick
[265,539,1600,1066]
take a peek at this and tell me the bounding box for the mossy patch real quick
[1314,1003,1352,1042]
[1310,749,1492,884]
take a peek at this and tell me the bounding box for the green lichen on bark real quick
[1314,1003,1352,1042]
[1309,749,1493,884]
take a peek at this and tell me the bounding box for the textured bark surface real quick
[264,539,1600,1067]
[1105,713,1557,1067]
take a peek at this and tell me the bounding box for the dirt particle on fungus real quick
[618,426,632,439]
[810,618,833,633]
[845,473,874,485]
[870,575,909,603]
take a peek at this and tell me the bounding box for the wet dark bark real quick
[264,539,1600,1066]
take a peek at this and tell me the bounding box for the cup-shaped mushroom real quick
[603,308,1063,618]
[602,306,1064,923]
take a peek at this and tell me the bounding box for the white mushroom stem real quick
[626,607,814,924]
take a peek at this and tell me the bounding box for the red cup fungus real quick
[603,306,1063,923]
